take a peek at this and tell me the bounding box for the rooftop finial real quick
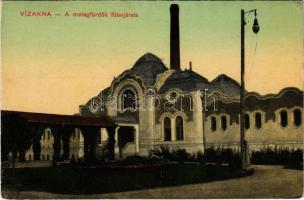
[189,61,192,71]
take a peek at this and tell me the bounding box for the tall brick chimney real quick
[170,4,180,70]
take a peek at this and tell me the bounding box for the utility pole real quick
[240,9,259,170]
[240,9,246,170]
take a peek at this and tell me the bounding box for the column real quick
[115,126,120,159]
[83,132,89,161]
[171,118,176,141]
[62,127,73,160]
[32,126,44,160]
[51,126,62,166]
[106,126,116,160]
[134,125,139,153]
[80,126,100,162]
[89,130,99,161]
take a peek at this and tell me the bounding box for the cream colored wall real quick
[69,128,82,159]
[142,91,205,155]
[25,128,54,161]
[204,107,303,152]
[138,94,155,149]
[40,128,54,160]
[25,127,83,161]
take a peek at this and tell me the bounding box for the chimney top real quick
[170,4,179,11]
[170,4,180,70]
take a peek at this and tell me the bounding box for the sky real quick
[1,1,303,115]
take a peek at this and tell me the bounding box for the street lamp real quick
[240,9,259,170]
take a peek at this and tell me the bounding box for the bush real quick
[149,146,193,163]
[2,163,250,195]
[149,146,241,168]
[251,147,303,168]
[120,155,148,165]
[149,146,174,161]
[172,149,190,163]
[195,147,241,168]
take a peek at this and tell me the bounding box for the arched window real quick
[29,154,32,161]
[255,113,262,129]
[122,89,136,110]
[221,116,227,131]
[211,116,216,131]
[42,155,45,160]
[164,117,171,141]
[47,154,50,160]
[280,110,288,127]
[293,109,301,126]
[176,116,184,140]
[245,114,250,129]
[169,92,177,101]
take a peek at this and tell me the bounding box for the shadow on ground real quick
[2,163,252,195]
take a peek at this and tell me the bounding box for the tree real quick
[1,113,33,165]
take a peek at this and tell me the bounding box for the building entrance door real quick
[117,126,135,158]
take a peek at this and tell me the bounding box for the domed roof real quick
[131,53,168,86]
[159,70,216,93]
[211,74,240,96]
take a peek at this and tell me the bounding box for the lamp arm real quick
[244,9,256,14]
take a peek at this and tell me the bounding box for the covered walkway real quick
[1,110,117,163]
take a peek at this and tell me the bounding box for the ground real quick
[2,165,302,198]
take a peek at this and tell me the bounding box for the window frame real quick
[175,116,184,141]
[163,117,172,141]
[221,115,227,131]
[245,113,250,130]
[210,116,217,132]
[293,109,302,127]
[280,110,288,127]
[255,112,262,129]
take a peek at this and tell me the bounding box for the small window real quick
[170,92,177,100]
[221,116,227,131]
[294,109,301,126]
[29,154,32,161]
[280,110,288,127]
[176,116,184,140]
[47,154,50,160]
[245,114,250,129]
[164,117,171,141]
[122,89,136,110]
[211,116,217,131]
[255,113,262,129]
[42,155,45,160]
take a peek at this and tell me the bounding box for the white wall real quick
[204,107,303,152]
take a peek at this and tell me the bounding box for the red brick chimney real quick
[170,4,180,70]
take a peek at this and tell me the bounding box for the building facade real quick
[22,4,303,161]
[77,4,302,159]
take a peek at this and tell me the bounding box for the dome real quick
[159,70,216,93]
[131,53,168,86]
[211,74,240,97]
